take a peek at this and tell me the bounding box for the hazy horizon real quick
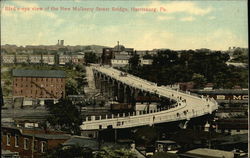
[1,0,248,51]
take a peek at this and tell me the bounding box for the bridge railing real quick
[83,102,183,121]
[81,102,214,130]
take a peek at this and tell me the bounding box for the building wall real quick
[1,54,83,65]
[2,55,15,64]
[111,59,129,67]
[102,48,113,65]
[29,55,41,64]
[16,55,29,63]
[59,55,71,65]
[2,128,68,158]
[42,55,55,65]
[13,77,65,99]
[140,59,153,65]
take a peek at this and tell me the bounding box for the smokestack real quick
[117,41,119,51]
[60,40,64,46]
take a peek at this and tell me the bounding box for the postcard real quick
[1,0,248,158]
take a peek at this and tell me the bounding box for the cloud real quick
[180,16,195,22]
[130,31,175,50]
[157,16,175,21]
[74,0,81,2]
[119,28,247,51]
[144,1,212,15]
[208,16,216,20]
[14,1,40,8]
[1,1,57,20]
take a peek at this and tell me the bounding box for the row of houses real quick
[1,54,85,65]
[1,126,102,158]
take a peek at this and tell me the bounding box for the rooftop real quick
[12,69,66,78]
[180,148,234,158]
[191,89,248,95]
[156,140,177,144]
[62,136,99,150]
[24,133,71,140]
[113,54,131,60]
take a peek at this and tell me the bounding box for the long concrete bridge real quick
[80,66,218,130]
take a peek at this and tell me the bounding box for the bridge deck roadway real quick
[80,66,218,130]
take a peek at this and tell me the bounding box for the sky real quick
[1,0,248,50]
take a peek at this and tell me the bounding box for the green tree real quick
[129,54,140,70]
[45,145,93,158]
[85,52,98,64]
[94,147,136,158]
[66,78,79,95]
[46,98,82,135]
[192,73,207,89]
[134,126,158,146]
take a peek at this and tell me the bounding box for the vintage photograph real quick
[1,0,248,158]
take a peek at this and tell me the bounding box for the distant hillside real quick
[1,44,110,54]
[87,45,110,54]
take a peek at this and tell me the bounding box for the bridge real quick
[80,66,218,130]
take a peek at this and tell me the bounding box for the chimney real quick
[117,41,119,51]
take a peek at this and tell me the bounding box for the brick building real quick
[1,126,70,158]
[12,69,66,99]
[101,42,134,65]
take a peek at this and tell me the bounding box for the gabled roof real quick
[12,69,66,78]
[62,136,99,150]
[180,148,234,158]
[114,54,131,60]
[24,133,71,140]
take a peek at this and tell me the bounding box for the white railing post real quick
[91,116,95,121]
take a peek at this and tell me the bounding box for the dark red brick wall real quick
[2,127,69,158]
[13,77,65,99]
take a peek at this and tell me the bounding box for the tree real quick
[46,98,82,135]
[94,147,136,158]
[134,126,158,146]
[129,54,140,70]
[192,73,207,89]
[45,145,93,158]
[85,52,98,64]
[66,79,79,95]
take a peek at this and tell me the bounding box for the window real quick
[34,140,38,151]
[41,141,47,153]
[15,135,19,147]
[6,133,11,146]
[24,138,29,150]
